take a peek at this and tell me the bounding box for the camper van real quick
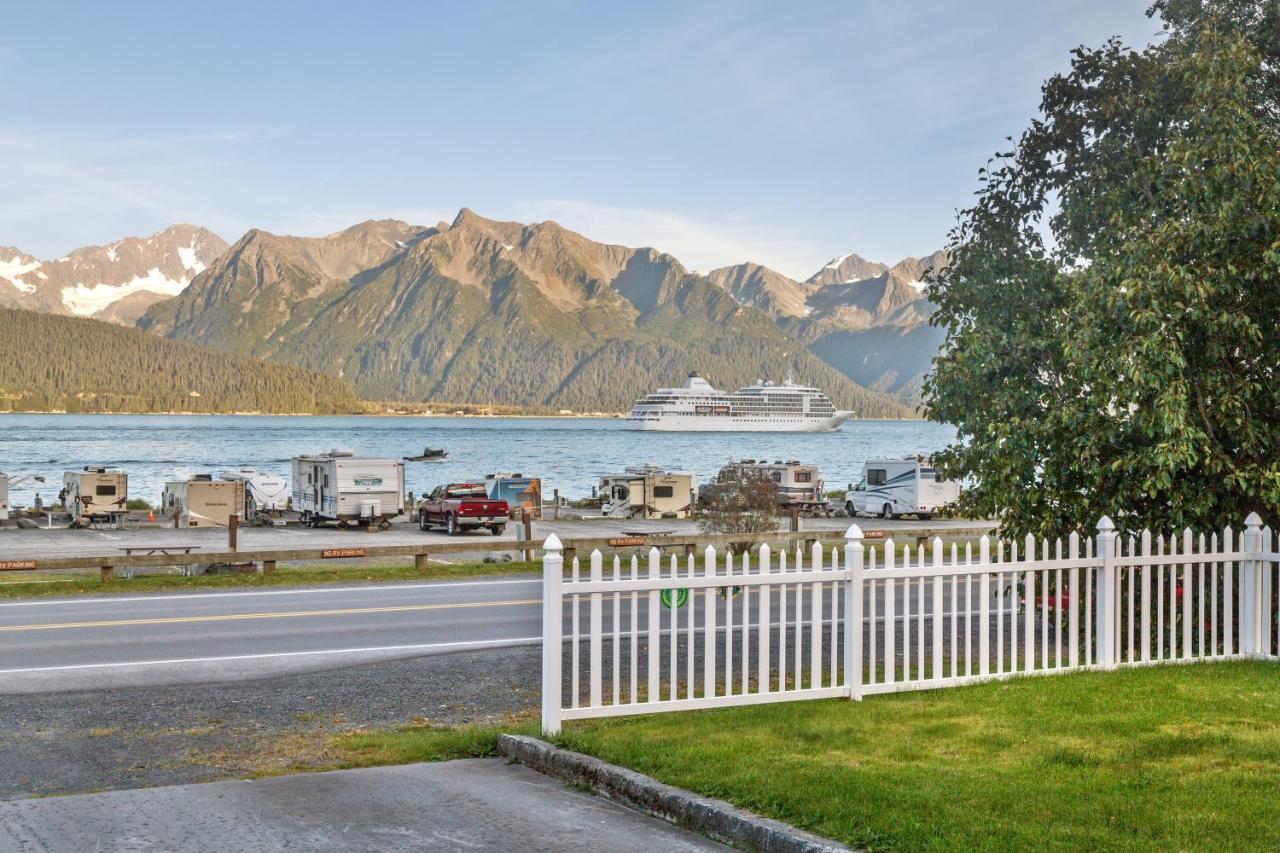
[599,466,696,519]
[845,458,961,520]
[220,468,289,525]
[484,473,542,520]
[292,451,404,528]
[63,467,128,526]
[702,459,826,513]
[161,475,246,528]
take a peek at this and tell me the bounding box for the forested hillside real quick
[0,308,360,414]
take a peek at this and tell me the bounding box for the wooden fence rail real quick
[0,525,996,583]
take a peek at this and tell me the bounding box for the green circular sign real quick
[660,588,689,608]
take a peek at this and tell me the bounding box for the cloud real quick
[515,199,831,280]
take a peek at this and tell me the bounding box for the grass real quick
[549,661,1280,851]
[326,716,539,768]
[0,558,541,598]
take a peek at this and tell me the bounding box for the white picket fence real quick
[540,513,1280,734]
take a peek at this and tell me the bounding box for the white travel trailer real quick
[220,468,290,525]
[63,467,128,526]
[845,458,961,520]
[161,475,246,528]
[292,450,404,528]
[599,466,696,520]
[703,459,826,512]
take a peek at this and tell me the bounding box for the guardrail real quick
[0,524,996,583]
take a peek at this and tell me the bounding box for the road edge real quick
[496,734,853,852]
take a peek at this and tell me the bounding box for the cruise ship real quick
[625,373,853,432]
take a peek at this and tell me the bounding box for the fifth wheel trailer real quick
[292,451,404,528]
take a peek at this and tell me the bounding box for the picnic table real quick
[115,544,204,578]
[116,545,204,556]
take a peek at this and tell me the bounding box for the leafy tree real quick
[926,2,1280,539]
[697,466,782,547]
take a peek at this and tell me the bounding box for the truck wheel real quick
[418,510,430,532]
[880,503,893,519]
[845,501,855,517]
[446,514,458,536]
[491,524,505,536]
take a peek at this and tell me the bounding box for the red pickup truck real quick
[417,483,510,535]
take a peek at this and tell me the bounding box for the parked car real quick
[417,483,510,535]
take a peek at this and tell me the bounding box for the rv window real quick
[612,486,628,500]
[771,472,782,483]
[867,469,887,486]
[653,486,674,498]
[323,475,329,488]
[95,485,117,496]
[795,472,812,483]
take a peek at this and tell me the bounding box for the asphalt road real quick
[0,567,1007,695]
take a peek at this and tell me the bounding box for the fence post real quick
[541,534,564,736]
[1242,513,1263,656]
[1096,516,1117,669]
[844,524,864,700]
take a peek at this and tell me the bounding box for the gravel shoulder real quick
[0,645,540,800]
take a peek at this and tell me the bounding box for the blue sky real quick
[1,1,1162,278]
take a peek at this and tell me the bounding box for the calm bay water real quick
[0,414,955,507]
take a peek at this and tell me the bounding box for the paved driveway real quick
[0,758,724,852]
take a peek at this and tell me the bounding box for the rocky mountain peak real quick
[0,224,229,324]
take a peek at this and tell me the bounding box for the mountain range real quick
[9,212,945,414]
[0,225,228,325]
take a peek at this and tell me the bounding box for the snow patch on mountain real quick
[177,242,205,275]
[0,257,41,293]
[61,268,189,316]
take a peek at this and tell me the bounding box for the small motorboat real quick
[404,447,448,462]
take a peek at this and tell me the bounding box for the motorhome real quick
[484,473,542,520]
[220,468,290,525]
[845,458,961,520]
[161,475,246,528]
[599,465,695,519]
[63,467,128,526]
[291,450,404,528]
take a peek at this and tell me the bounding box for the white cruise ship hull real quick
[625,411,853,432]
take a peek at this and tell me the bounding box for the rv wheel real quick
[880,503,893,519]
[379,519,391,531]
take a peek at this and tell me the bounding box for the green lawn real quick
[0,558,541,598]
[553,662,1280,851]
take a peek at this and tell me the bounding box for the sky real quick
[1,1,1164,279]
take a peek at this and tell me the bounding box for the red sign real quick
[607,537,647,547]
[321,548,367,559]
[863,531,886,539]
[0,560,37,571]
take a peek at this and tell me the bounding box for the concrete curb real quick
[497,734,853,852]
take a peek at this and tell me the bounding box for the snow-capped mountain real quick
[0,225,229,324]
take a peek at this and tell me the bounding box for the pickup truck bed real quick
[417,485,510,535]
